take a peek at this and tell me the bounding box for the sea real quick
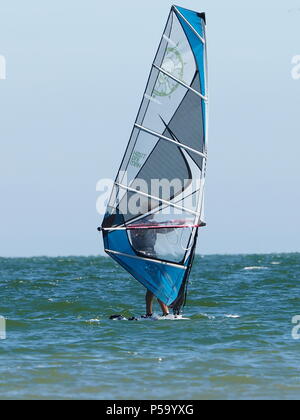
[0,253,299,400]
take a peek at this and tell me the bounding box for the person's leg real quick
[146,290,154,316]
[158,299,169,316]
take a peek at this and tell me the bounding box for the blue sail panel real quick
[108,251,187,306]
[104,229,188,305]
[176,12,207,136]
[175,6,205,38]
[103,229,135,257]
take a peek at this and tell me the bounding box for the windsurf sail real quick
[100,5,208,314]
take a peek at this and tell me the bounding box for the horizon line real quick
[0,251,299,259]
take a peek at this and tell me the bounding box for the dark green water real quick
[0,254,300,400]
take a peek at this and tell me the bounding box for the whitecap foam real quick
[199,313,216,320]
[144,314,189,321]
[87,319,101,324]
[243,266,268,271]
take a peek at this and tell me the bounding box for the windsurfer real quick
[130,216,175,317]
[145,289,169,318]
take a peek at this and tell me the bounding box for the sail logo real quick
[292,316,300,340]
[0,316,6,340]
[0,55,6,80]
[291,56,300,80]
[130,151,147,169]
[154,45,184,98]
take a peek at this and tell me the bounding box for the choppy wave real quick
[0,253,299,400]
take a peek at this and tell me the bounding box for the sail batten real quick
[105,249,188,269]
[101,6,208,313]
[134,124,207,158]
[115,183,202,217]
[173,6,206,44]
[152,64,208,100]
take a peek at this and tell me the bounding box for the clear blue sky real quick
[0,0,299,257]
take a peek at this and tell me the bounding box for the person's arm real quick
[157,219,188,234]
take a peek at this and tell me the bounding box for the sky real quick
[0,0,299,257]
